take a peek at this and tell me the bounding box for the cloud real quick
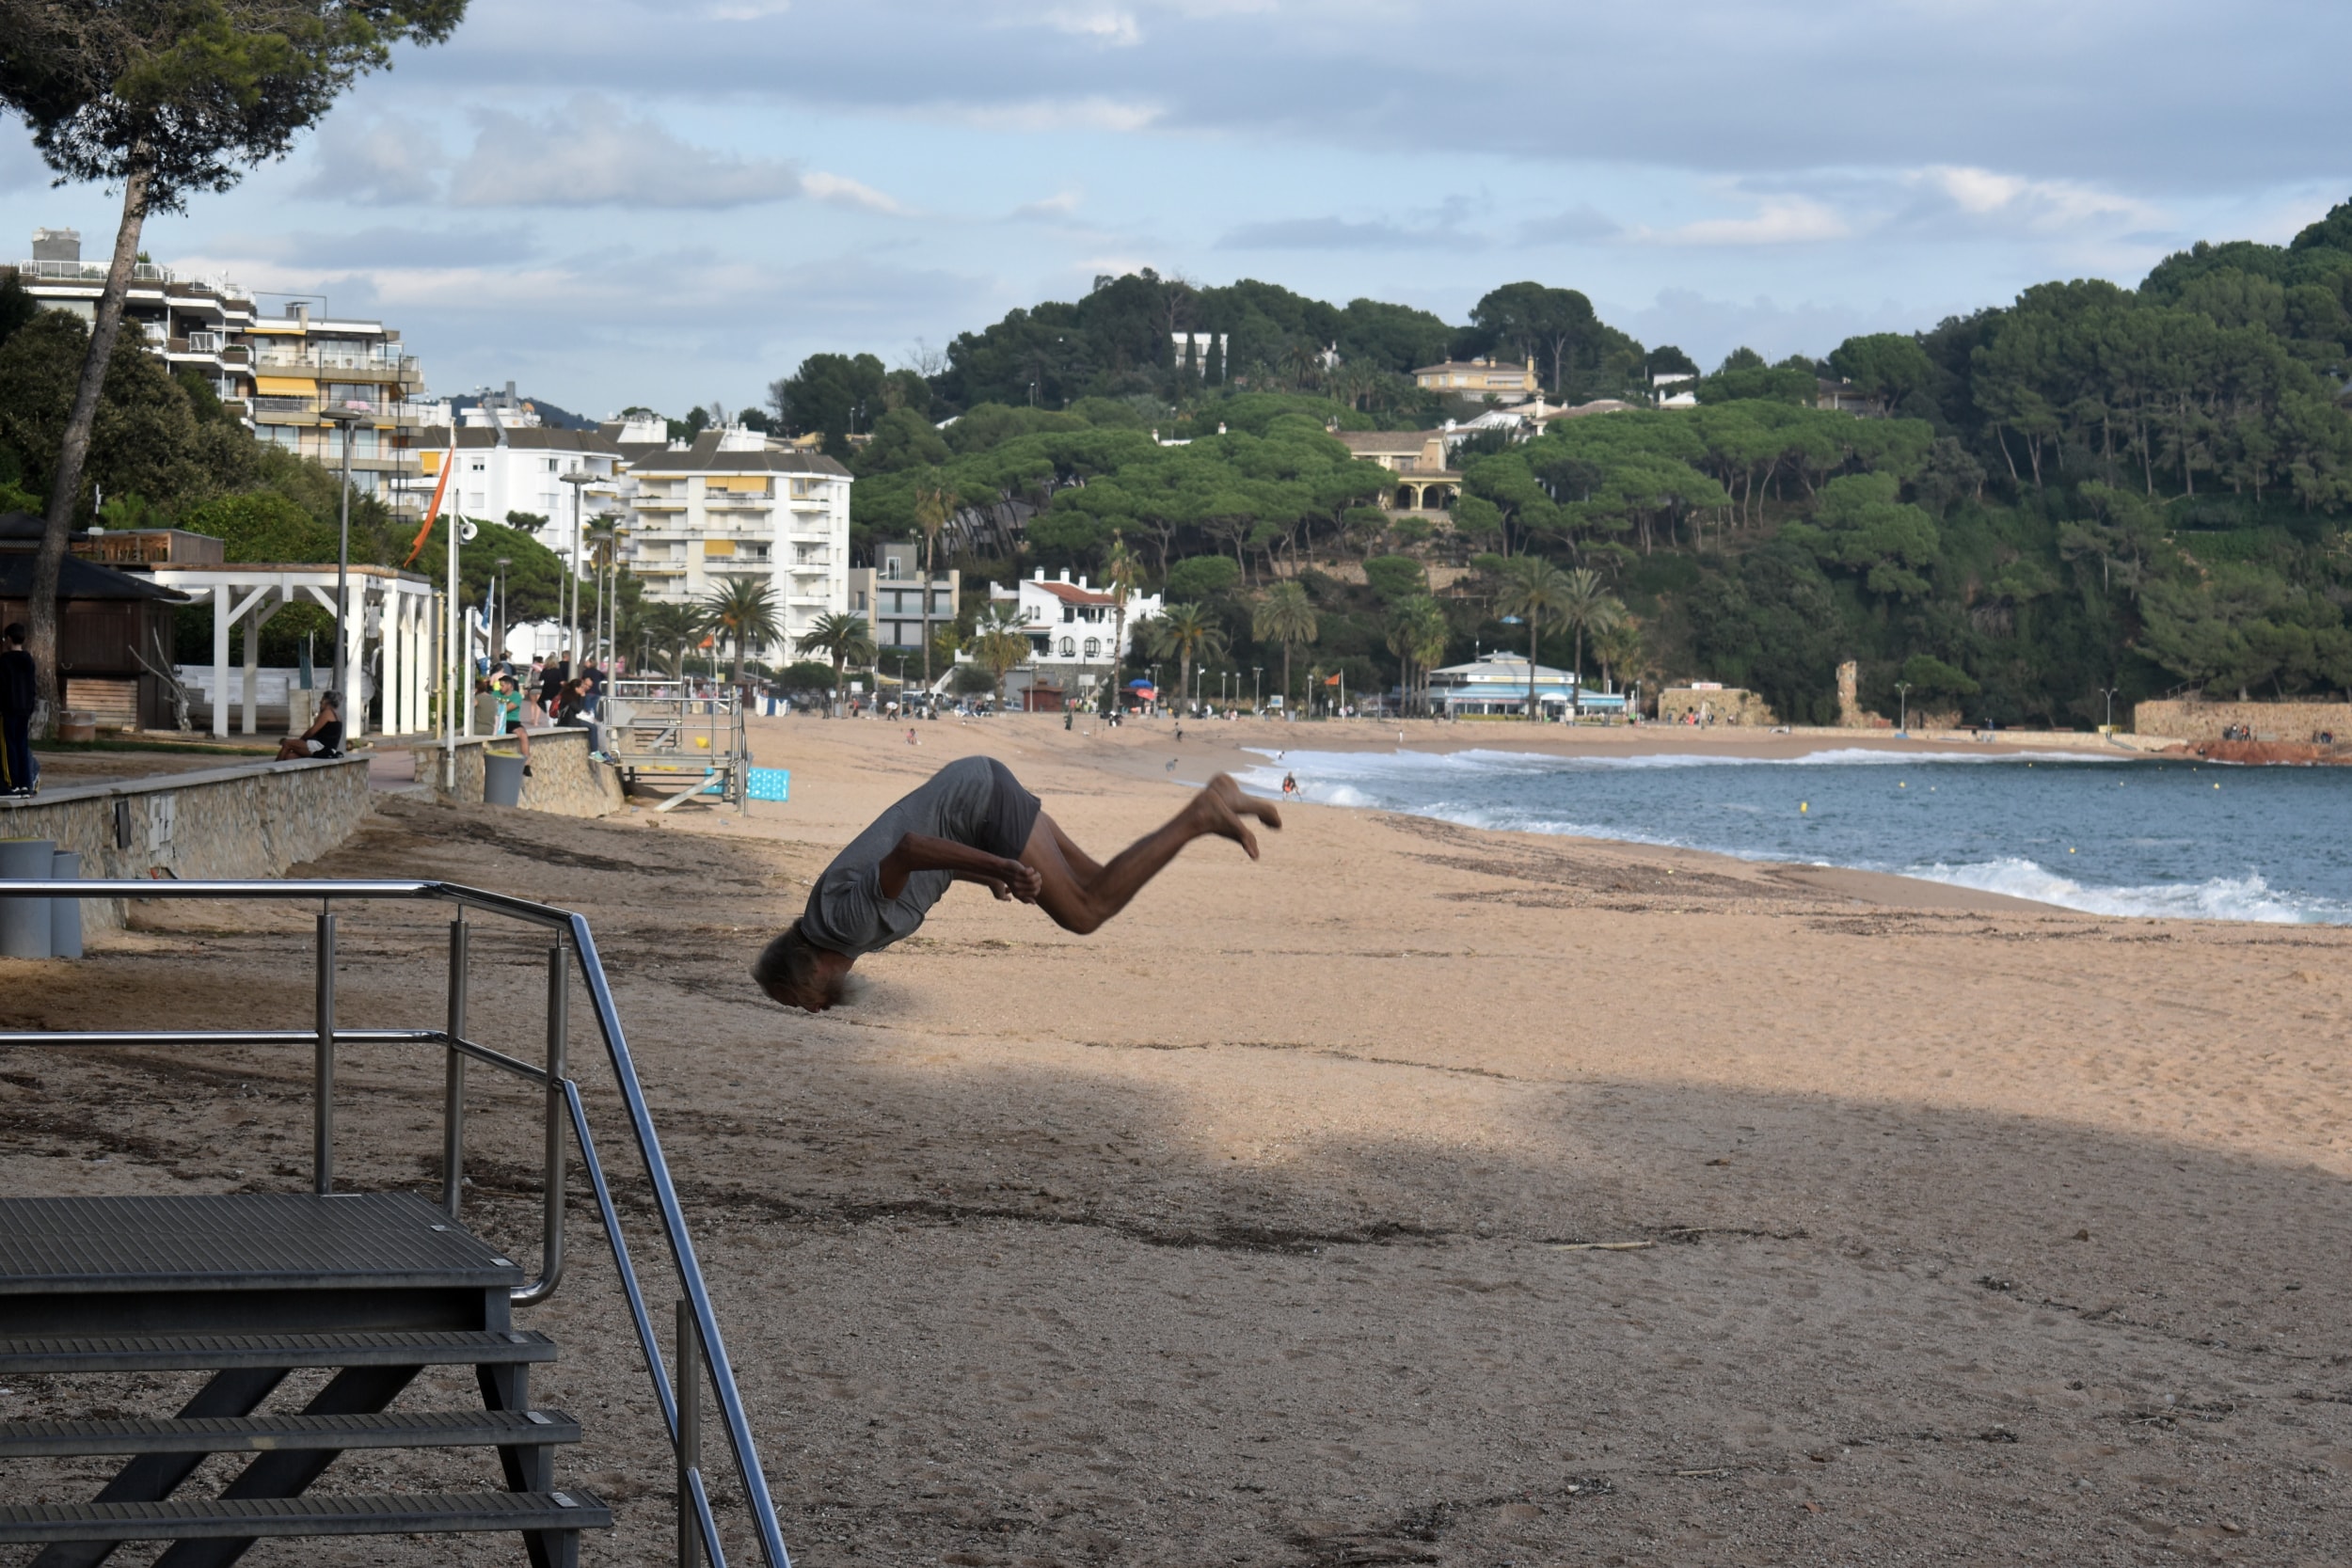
[1216,215,1459,251]
[225,225,543,271]
[946,96,1161,135]
[1041,7,1141,44]
[702,0,790,16]
[448,97,805,208]
[1013,189,1085,220]
[800,172,912,214]
[298,114,449,205]
[1517,204,1619,244]
[1638,196,1847,246]
[1612,286,1933,369]
[1911,165,2162,234]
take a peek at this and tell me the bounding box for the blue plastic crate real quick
[747,768,791,802]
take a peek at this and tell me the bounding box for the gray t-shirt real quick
[798,757,1012,957]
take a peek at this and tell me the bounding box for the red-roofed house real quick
[979,567,1165,700]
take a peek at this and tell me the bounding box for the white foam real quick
[1241,744,2122,775]
[1906,858,2346,925]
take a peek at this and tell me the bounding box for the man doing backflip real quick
[755,755,1279,1012]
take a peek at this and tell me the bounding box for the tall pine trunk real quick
[30,166,151,735]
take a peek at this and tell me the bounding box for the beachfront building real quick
[849,539,960,660]
[1426,651,1625,719]
[11,228,438,518]
[1412,356,1540,404]
[979,568,1164,702]
[610,419,854,660]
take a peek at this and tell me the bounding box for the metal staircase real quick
[0,879,792,1568]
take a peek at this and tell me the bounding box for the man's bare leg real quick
[1023,774,1278,935]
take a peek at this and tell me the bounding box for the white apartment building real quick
[611,419,853,660]
[396,390,626,564]
[986,567,1164,690]
[14,227,438,515]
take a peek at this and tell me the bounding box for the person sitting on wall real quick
[497,674,532,772]
[277,689,343,761]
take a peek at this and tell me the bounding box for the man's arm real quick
[879,832,1041,903]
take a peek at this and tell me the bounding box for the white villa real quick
[980,568,1165,699]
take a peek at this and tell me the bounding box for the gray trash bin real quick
[0,837,55,958]
[483,751,526,808]
[51,849,81,960]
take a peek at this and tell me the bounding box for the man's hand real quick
[994,857,1043,903]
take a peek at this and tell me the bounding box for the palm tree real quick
[641,602,712,680]
[1101,533,1140,714]
[964,600,1032,706]
[912,483,953,689]
[1143,603,1228,713]
[797,610,875,716]
[1590,617,1644,696]
[1252,579,1318,714]
[1493,557,1579,719]
[1385,594,1449,716]
[704,576,780,685]
[1556,566,1624,701]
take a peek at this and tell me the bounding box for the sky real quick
[2,0,2345,419]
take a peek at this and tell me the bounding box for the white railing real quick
[15,258,172,283]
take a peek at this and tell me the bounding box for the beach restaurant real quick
[1425,651,1626,719]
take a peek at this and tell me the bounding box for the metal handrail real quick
[0,877,790,1568]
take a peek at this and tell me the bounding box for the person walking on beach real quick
[753,757,1280,1013]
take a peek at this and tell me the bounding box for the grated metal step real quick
[0,1329,556,1374]
[0,1194,520,1294]
[0,1407,580,1458]
[0,1489,611,1544]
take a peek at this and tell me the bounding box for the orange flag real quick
[402,434,457,567]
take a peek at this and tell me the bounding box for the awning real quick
[255,375,317,396]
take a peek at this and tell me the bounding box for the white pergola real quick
[149,563,439,740]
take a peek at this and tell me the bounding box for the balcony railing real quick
[14,258,173,284]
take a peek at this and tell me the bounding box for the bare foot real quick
[1205,772,1281,831]
[1195,773,1280,859]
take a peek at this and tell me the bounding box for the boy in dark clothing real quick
[753,756,1279,1012]
[0,623,36,796]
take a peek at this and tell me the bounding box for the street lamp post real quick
[560,470,595,673]
[1895,681,1912,735]
[493,557,512,665]
[2099,686,2121,732]
[319,404,372,713]
[1253,666,1263,715]
[1194,666,1203,713]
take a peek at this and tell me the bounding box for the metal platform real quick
[0,876,794,1568]
[0,1194,520,1294]
[0,1490,612,1544]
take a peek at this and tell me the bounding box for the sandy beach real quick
[4,712,2347,1565]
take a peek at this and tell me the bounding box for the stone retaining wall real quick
[0,756,373,932]
[407,728,625,817]
[2132,699,2352,743]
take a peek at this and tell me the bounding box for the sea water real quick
[1233,745,2352,924]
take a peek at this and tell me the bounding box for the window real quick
[547,458,559,472]
[1059,637,1075,657]
[1061,606,1074,623]
[1083,637,1100,658]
